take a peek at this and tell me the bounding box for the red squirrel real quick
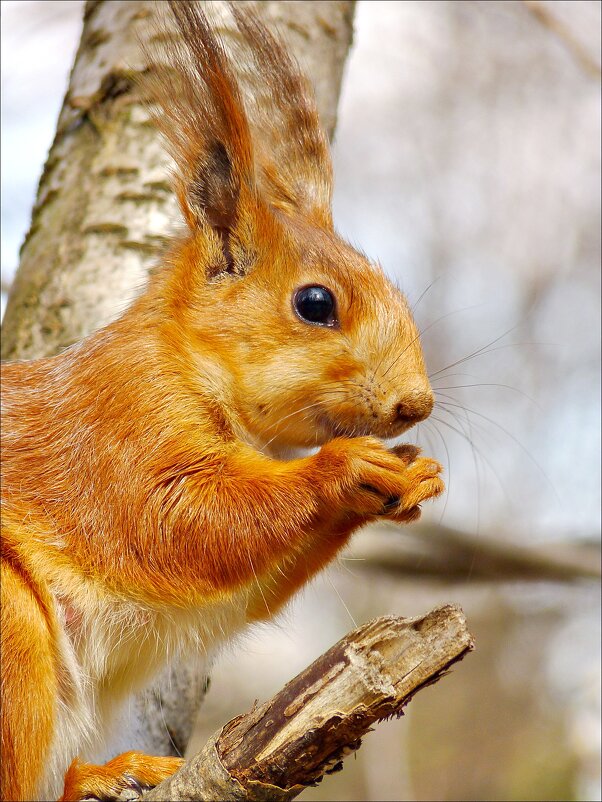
[0,3,444,799]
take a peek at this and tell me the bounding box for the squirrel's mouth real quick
[317,414,375,439]
[317,411,420,441]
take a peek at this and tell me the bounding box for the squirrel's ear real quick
[145,1,257,275]
[231,7,334,231]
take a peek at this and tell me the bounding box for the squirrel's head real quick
[149,2,433,450]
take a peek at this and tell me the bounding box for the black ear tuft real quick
[188,142,234,230]
[189,142,238,273]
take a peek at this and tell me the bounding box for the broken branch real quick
[145,604,474,801]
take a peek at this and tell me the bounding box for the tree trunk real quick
[1,0,356,761]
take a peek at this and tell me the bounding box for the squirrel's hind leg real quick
[1,557,57,802]
[59,752,184,802]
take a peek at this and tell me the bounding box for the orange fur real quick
[1,2,443,799]
[59,753,184,802]
[1,550,57,801]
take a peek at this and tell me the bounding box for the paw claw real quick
[391,443,421,465]
[382,495,401,512]
[119,775,146,801]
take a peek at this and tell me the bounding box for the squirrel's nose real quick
[395,381,434,426]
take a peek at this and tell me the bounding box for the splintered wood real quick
[145,604,474,801]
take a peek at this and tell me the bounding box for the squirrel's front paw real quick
[385,443,444,522]
[319,437,444,522]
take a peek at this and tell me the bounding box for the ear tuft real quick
[142,1,256,274]
[142,1,335,278]
[231,6,334,229]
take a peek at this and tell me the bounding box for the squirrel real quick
[0,2,444,800]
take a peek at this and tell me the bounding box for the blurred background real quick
[1,1,600,799]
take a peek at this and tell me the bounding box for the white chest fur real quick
[39,586,250,799]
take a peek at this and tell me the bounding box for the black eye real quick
[293,285,337,326]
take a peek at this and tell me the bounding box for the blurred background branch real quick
[522,0,602,78]
[349,523,601,583]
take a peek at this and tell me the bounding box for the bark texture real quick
[1,0,355,360]
[144,605,474,801]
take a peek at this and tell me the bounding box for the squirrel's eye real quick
[293,285,337,327]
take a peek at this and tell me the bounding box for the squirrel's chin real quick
[316,413,411,441]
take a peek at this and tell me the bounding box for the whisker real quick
[462,405,482,580]
[433,382,541,410]
[430,412,508,503]
[431,412,483,577]
[381,304,484,379]
[409,274,444,314]
[429,371,481,383]
[429,323,522,379]
[435,399,559,503]
[327,571,357,628]
[436,394,504,446]
[429,326,548,381]
[422,418,452,524]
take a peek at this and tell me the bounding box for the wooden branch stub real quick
[145,604,474,801]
